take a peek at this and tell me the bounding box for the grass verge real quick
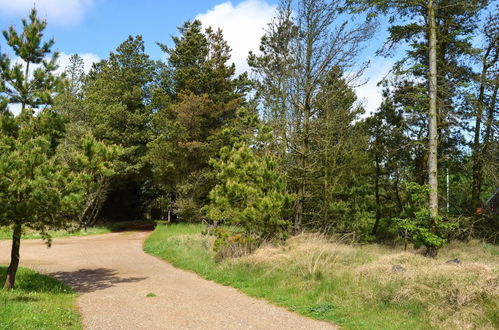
[0,267,81,330]
[0,220,156,240]
[144,224,499,330]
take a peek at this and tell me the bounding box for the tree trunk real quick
[427,0,439,218]
[4,223,22,289]
[482,85,497,156]
[294,189,303,234]
[372,153,381,236]
[470,43,493,212]
[294,104,309,235]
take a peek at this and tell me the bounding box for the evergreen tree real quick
[149,20,252,221]
[0,8,62,112]
[203,142,294,240]
[0,9,117,288]
[347,0,488,254]
[309,68,372,237]
[470,8,499,212]
[366,86,412,236]
[83,36,155,221]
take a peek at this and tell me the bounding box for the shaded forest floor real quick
[144,224,499,329]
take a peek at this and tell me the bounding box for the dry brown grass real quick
[238,235,499,329]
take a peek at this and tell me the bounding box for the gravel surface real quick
[0,231,336,329]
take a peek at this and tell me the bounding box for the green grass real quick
[0,267,81,330]
[0,220,156,241]
[144,224,499,330]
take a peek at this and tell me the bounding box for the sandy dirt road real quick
[0,230,335,329]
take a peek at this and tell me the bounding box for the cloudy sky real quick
[0,0,393,115]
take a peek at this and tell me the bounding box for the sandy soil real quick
[0,231,335,329]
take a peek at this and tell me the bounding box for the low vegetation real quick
[0,220,155,241]
[144,224,499,329]
[0,267,81,329]
[0,226,108,241]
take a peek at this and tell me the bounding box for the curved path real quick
[0,230,335,329]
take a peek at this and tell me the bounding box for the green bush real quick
[202,143,294,245]
[175,195,202,222]
[394,182,457,256]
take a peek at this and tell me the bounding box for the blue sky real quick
[0,0,268,59]
[0,0,392,114]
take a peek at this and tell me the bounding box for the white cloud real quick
[57,52,100,74]
[355,58,394,117]
[0,0,93,26]
[8,103,22,116]
[8,52,100,115]
[197,1,392,114]
[196,0,276,75]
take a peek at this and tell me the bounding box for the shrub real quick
[202,143,294,247]
[394,182,457,256]
[175,195,202,222]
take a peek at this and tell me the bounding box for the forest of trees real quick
[0,0,498,285]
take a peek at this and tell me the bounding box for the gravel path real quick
[0,231,335,329]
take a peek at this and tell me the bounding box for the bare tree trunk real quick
[471,93,485,212]
[294,102,309,234]
[425,0,439,258]
[4,223,22,289]
[428,0,439,219]
[482,85,497,156]
[471,41,495,212]
[372,153,381,236]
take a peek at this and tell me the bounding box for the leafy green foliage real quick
[394,183,457,254]
[81,35,156,221]
[0,109,118,238]
[84,35,154,174]
[203,143,294,241]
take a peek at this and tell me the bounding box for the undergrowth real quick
[144,223,499,329]
[0,220,155,240]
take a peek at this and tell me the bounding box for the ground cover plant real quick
[0,267,81,330]
[144,224,499,329]
[0,220,156,241]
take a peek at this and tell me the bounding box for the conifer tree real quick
[0,8,117,289]
[83,36,155,221]
[203,142,294,240]
[149,20,252,221]
[347,0,488,254]
[470,9,499,212]
[0,8,61,112]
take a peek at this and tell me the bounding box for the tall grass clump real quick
[145,224,499,329]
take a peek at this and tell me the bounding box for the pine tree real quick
[0,8,61,112]
[470,9,499,212]
[149,20,252,221]
[203,142,294,240]
[83,36,155,221]
[309,68,372,237]
[347,0,488,254]
[0,8,117,289]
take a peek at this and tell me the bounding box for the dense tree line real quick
[1,1,498,284]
